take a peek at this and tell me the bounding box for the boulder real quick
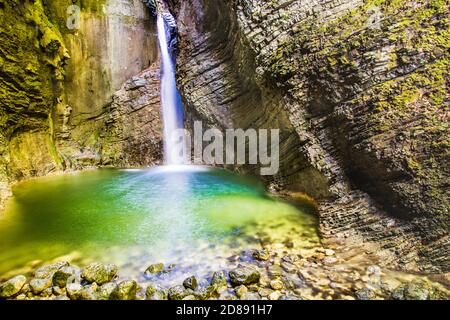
[253,249,270,261]
[168,285,189,300]
[355,288,376,300]
[30,277,52,295]
[66,283,83,300]
[34,261,69,279]
[183,276,198,290]
[111,280,138,300]
[53,266,79,288]
[0,275,27,298]
[211,271,227,287]
[81,263,117,285]
[97,282,118,300]
[229,267,260,286]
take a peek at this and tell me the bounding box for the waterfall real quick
[156,13,187,165]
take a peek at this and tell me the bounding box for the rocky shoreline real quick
[1,246,449,301]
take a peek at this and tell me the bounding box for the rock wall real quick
[0,0,163,208]
[171,0,449,272]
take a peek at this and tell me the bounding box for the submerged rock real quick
[111,280,138,300]
[282,254,299,264]
[183,276,198,290]
[0,275,27,298]
[270,279,284,290]
[253,249,270,261]
[81,263,117,285]
[145,263,164,274]
[391,282,430,300]
[355,288,376,300]
[229,267,260,286]
[241,292,260,300]
[234,285,248,298]
[268,265,283,278]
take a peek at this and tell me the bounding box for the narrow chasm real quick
[0,0,448,301]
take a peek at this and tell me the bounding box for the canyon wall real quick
[0,0,448,273]
[0,0,162,208]
[170,0,449,272]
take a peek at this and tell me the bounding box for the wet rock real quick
[391,282,430,300]
[268,265,283,278]
[211,271,227,287]
[241,292,260,300]
[144,263,165,276]
[281,262,297,273]
[270,279,284,290]
[30,277,52,295]
[40,287,53,298]
[283,240,295,248]
[111,280,138,300]
[147,287,168,300]
[247,284,259,292]
[282,254,299,264]
[355,288,376,300]
[253,249,270,261]
[367,265,381,275]
[194,285,216,300]
[323,257,338,265]
[183,276,198,290]
[269,291,281,300]
[53,266,79,288]
[97,282,118,300]
[80,283,98,300]
[234,285,248,298]
[168,285,189,300]
[229,267,260,286]
[258,288,272,297]
[66,283,83,300]
[81,263,117,285]
[34,262,69,279]
[145,284,157,298]
[153,290,168,300]
[52,286,64,296]
[0,275,27,298]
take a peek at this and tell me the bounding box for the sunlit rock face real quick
[0,0,162,207]
[171,0,449,272]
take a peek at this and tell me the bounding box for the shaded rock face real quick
[0,0,163,208]
[171,0,449,272]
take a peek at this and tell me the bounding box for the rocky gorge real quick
[0,0,449,300]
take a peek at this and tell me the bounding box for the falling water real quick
[157,13,187,165]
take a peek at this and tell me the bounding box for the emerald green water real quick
[0,166,318,279]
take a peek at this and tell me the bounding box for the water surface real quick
[0,167,318,279]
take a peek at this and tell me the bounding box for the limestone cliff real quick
[0,0,162,208]
[170,0,449,272]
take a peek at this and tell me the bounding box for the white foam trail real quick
[157,14,187,165]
